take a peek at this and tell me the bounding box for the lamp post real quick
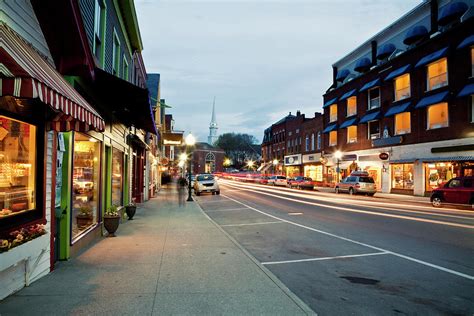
[334,150,342,182]
[185,133,196,201]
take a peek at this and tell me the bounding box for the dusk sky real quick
[136,0,420,143]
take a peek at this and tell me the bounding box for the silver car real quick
[335,173,376,196]
[194,174,220,196]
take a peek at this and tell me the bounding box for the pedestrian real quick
[177,177,187,207]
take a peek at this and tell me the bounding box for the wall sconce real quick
[382,164,387,173]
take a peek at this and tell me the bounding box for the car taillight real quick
[355,183,360,188]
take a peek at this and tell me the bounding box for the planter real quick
[125,205,136,220]
[0,233,49,271]
[76,215,93,228]
[103,215,120,236]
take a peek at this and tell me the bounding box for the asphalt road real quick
[194,179,474,315]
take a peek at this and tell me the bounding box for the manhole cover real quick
[340,276,380,285]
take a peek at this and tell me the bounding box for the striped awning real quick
[0,23,105,132]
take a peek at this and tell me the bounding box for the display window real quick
[285,166,301,178]
[304,165,323,182]
[72,133,101,241]
[111,147,124,206]
[425,162,457,192]
[0,116,37,221]
[391,163,414,190]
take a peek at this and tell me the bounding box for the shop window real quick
[111,148,124,206]
[347,126,357,143]
[330,104,338,122]
[347,96,357,117]
[304,165,323,182]
[368,120,380,139]
[391,163,414,190]
[72,133,101,241]
[368,87,380,109]
[425,162,456,192]
[394,73,410,101]
[427,58,448,91]
[427,102,448,130]
[329,131,337,146]
[112,29,120,76]
[394,112,411,135]
[0,116,37,221]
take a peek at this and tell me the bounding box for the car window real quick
[463,179,472,188]
[346,177,356,182]
[359,177,375,183]
[277,176,286,179]
[197,175,214,181]
[448,179,461,188]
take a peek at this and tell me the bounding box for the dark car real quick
[430,176,474,207]
[288,176,314,190]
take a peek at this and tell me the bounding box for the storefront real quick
[284,154,302,178]
[111,147,124,206]
[302,153,323,184]
[423,158,474,193]
[391,163,414,194]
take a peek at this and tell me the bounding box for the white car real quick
[267,175,287,186]
[194,174,220,196]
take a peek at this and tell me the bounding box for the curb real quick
[194,199,317,316]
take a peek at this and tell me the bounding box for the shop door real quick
[132,147,144,203]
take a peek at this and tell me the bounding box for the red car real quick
[287,176,314,190]
[430,176,474,207]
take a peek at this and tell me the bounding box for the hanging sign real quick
[379,152,389,160]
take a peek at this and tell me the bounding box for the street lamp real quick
[185,133,196,201]
[223,158,231,168]
[334,150,342,182]
[247,160,254,171]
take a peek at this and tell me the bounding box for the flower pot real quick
[76,215,93,228]
[125,205,136,220]
[103,215,120,236]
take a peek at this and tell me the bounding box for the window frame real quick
[394,112,411,135]
[367,120,380,139]
[426,102,449,130]
[93,0,106,65]
[394,73,411,102]
[329,130,337,147]
[346,96,357,117]
[329,104,338,122]
[122,55,129,81]
[426,57,448,91]
[346,125,357,144]
[112,29,121,76]
[368,87,380,110]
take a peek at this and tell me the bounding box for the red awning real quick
[0,23,105,132]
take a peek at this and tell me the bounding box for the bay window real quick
[427,102,448,130]
[394,74,410,101]
[347,126,357,143]
[394,112,411,135]
[330,104,338,122]
[368,88,380,109]
[427,58,448,91]
[329,131,337,146]
[347,96,357,116]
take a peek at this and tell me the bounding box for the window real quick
[395,112,411,135]
[329,131,337,146]
[347,126,357,143]
[368,88,380,109]
[0,116,37,220]
[427,58,448,91]
[296,129,300,134]
[329,104,338,122]
[111,148,123,206]
[316,132,321,150]
[122,56,129,81]
[392,163,414,190]
[427,102,448,130]
[472,96,474,123]
[311,133,315,151]
[287,140,290,148]
[394,74,410,101]
[288,131,292,136]
[368,121,380,139]
[305,136,309,151]
[471,48,474,76]
[112,30,120,76]
[347,96,357,116]
[93,0,105,64]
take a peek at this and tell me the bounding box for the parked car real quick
[430,176,474,207]
[194,174,220,196]
[268,175,287,186]
[258,176,270,185]
[190,175,196,187]
[335,172,376,196]
[288,176,314,190]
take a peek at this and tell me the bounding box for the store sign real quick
[379,152,389,160]
[163,132,183,145]
[302,153,321,164]
[284,154,302,166]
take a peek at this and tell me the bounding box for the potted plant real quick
[103,205,120,237]
[76,204,93,228]
[125,203,136,220]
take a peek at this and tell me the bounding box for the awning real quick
[384,102,411,117]
[384,64,411,81]
[336,69,350,82]
[359,78,380,92]
[438,2,469,26]
[376,43,396,60]
[339,89,357,101]
[0,23,105,131]
[457,83,474,97]
[94,68,157,134]
[415,91,449,109]
[354,57,371,73]
[422,156,474,162]
[415,47,449,68]
[322,123,338,134]
[403,25,428,45]
[323,97,338,108]
[359,110,381,123]
[457,35,474,49]
[340,117,358,129]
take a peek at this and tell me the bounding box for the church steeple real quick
[208,97,218,145]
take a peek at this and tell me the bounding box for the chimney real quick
[332,66,337,88]
[430,0,438,34]
[297,110,301,116]
[289,112,292,115]
[371,40,377,65]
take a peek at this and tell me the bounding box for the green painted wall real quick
[124,155,129,205]
[59,132,72,260]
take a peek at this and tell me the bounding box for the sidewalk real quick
[0,185,314,315]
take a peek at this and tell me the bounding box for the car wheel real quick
[216,191,220,195]
[335,187,340,194]
[432,196,442,207]
[349,188,354,195]
[367,193,375,197]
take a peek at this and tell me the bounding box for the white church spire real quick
[208,97,218,145]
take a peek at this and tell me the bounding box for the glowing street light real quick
[179,153,188,162]
[223,158,231,167]
[247,160,255,170]
[185,133,196,146]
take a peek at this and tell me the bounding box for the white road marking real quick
[221,221,284,227]
[262,252,389,265]
[205,207,251,212]
[221,194,474,281]
[221,183,474,229]
[288,212,303,216]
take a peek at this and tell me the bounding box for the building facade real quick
[192,143,225,174]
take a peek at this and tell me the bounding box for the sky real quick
[136,0,420,143]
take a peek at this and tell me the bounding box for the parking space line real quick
[221,221,284,227]
[204,207,251,212]
[197,199,232,204]
[221,194,474,281]
[262,252,389,265]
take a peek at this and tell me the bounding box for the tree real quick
[215,133,261,169]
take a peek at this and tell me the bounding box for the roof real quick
[273,113,295,126]
[195,142,225,152]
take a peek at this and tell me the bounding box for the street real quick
[195,179,474,315]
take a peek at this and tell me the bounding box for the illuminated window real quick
[471,48,474,76]
[0,116,36,219]
[368,121,380,139]
[394,112,411,135]
[347,126,357,143]
[394,74,410,101]
[347,96,357,116]
[427,58,448,91]
[368,88,380,109]
[329,131,337,146]
[329,104,338,122]
[111,148,123,206]
[427,102,448,130]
